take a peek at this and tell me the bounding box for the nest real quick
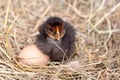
[0,0,120,79]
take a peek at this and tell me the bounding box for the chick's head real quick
[45,17,65,40]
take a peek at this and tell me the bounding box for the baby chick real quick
[36,17,75,62]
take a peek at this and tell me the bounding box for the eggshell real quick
[17,44,50,66]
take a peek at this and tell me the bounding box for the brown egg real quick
[17,44,50,66]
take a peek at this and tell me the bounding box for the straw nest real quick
[0,0,120,79]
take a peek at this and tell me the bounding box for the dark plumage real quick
[35,17,75,62]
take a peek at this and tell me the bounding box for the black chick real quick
[35,17,75,62]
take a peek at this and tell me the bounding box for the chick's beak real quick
[55,27,60,40]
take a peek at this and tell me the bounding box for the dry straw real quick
[0,0,120,79]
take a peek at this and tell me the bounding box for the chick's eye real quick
[48,28,53,32]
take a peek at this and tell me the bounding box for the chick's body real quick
[36,17,75,62]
